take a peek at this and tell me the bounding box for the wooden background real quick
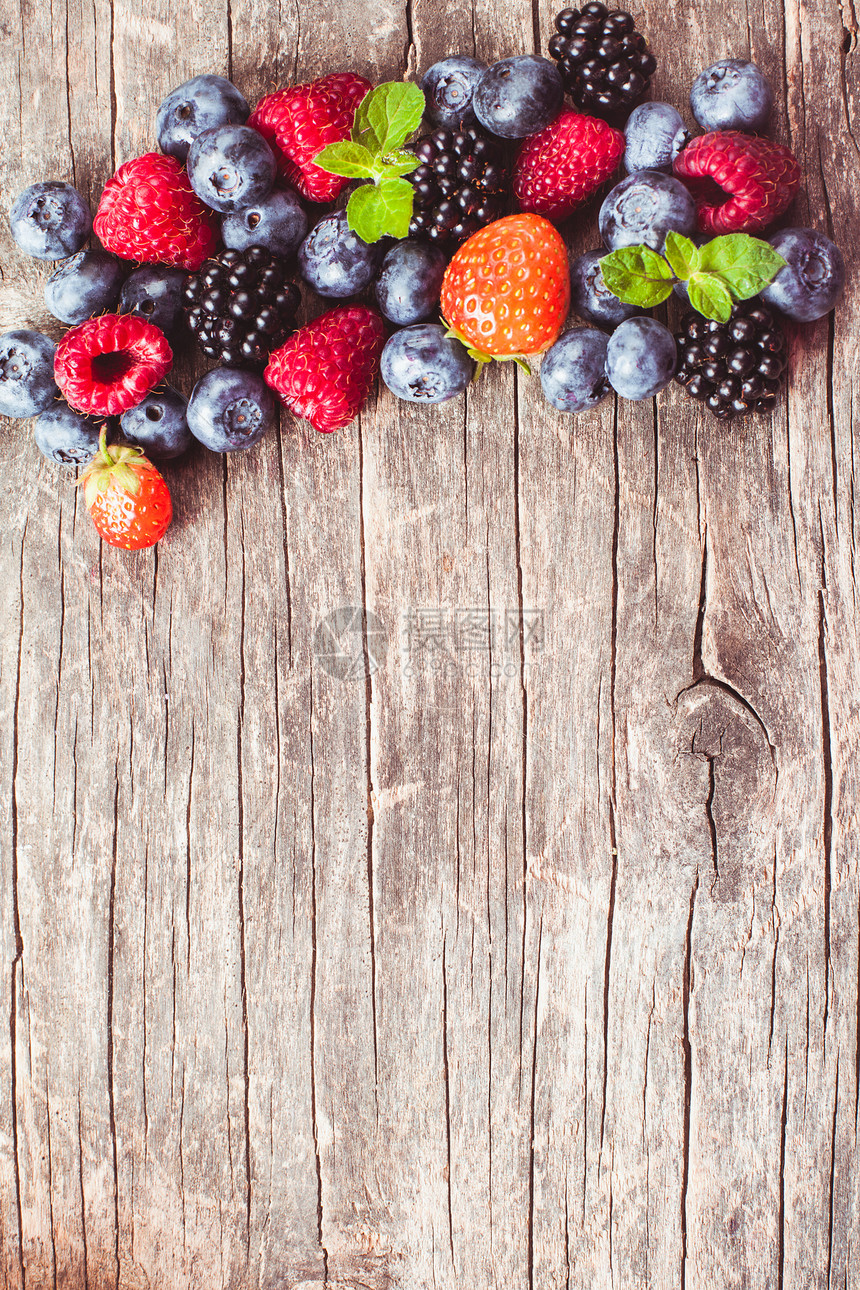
[0,0,858,1286]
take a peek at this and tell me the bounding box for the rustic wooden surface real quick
[0,0,858,1286]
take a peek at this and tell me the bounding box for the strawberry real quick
[264,304,385,434]
[55,314,173,417]
[249,72,372,203]
[513,109,625,223]
[94,152,219,270]
[80,427,172,550]
[672,130,801,235]
[440,214,570,369]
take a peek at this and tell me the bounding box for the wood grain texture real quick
[0,0,858,1285]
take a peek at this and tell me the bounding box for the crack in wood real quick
[441,938,455,1274]
[680,870,699,1290]
[358,419,380,1104]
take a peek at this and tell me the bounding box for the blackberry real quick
[674,301,787,420]
[183,245,300,368]
[549,5,656,120]
[407,126,509,248]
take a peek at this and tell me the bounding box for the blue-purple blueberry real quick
[186,367,275,452]
[0,331,59,418]
[380,324,473,403]
[605,317,677,400]
[421,57,487,129]
[34,403,102,464]
[599,169,697,253]
[473,56,564,139]
[44,250,126,325]
[624,103,691,174]
[570,248,645,330]
[9,182,91,260]
[298,210,382,298]
[540,328,611,413]
[375,241,447,326]
[690,59,773,133]
[120,387,192,459]
[118,265,188,334]
[760,228,846,322]
[156,74,251,163]
[221,187,308,259]
[187,124,276,214]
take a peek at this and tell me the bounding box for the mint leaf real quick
[600,245,674,308]
[313,140,377,178]
[352,89,383,152]
[378,148,420,176]
[372,82,425,151]
[347,176,415,242]
[697,234,788,300]
[663,231,700,280]
[687,272,733,322]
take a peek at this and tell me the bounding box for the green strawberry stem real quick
[80,425,146,507]
[442,318,532,379]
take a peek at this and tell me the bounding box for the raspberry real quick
[94,153,219,271]
[674,301,787,419]
[407,126,509,248]
[513,109,624,222]
[672,131,801,235]
[264,304,385,434]
[183,246,301,368]
[249,73,372,203]
[54,314,173,417]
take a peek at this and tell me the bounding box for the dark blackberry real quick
[674,300,787,419]
[407,126,509,249]
[183,245,300,368]
[549,5,656,120]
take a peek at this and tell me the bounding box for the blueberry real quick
[570,248,644,330]
[690,59,773,132]
[375,241,448,326]
[34,403,102,464]
[187,124,276,214]
[120,387,192,458]
[156,74,251,163]
[9,182,91,260]
[605,316,677,400]
[118,265,188,334]
[761,228,846,322]
[298,210,382,298]
[186,367,275,452]
[473,56,564,139]
[0,331,59,418]
[421,57,487,129]
[624,102,691,174]
[380,324,473,402]
[44,250,126,325]
[221,187,308,259]
[540,327,611,413]
[599,169,697,253]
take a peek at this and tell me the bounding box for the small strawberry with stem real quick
[80,426,172,550]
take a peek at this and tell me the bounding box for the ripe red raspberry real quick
[249,73,372,203]
[513,110,625,222]
[673,130,801,235]
[94,153,219,270]
[55,314,173,416]
[264,304,385,434]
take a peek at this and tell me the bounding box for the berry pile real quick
[0,14,846,552]
[184,247,301,367]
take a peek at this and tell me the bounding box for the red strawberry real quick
[55,314,173,417]
[513,110,624,222]
[94,153,219,270]
[80,427,172,550]
[264,304,385,434]
[440,214,570,364]
[249,72,372,203]
[673,131,801,235]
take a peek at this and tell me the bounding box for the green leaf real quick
[352,81,425,156]
[696,234,788,300]
[347,176,415,242]
[687,272,734,323]
[663,231,701,281]
[600,245,675,308]
[379,147,420,176]
[352,89,384,152]
[313,140,378,178]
